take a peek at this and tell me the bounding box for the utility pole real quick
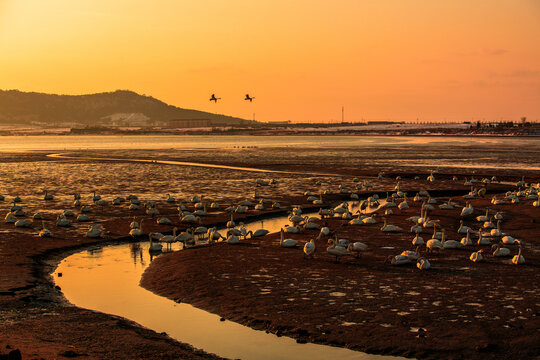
[342,106,344,124]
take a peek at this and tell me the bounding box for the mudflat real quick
[0,147,539,359]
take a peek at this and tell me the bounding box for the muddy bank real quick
[141,196,540,360]
[1,148,539,359]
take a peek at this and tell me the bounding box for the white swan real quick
[38,221,51,238]
[501,235,516,245]
[439,199,454,210]
[442,231,462,249]
[410,224,422,233]
[457,220,471,234]
[348,241,368,258]
[317,227,331,239]
[460,229,473,246]
[160,228,177,249]
[166,194,176,203]
[226,230,240,244]
[77,214,90,222]
[512,241,525,264]
[412,233,424,246]
[362,216,377,224]
[44,190,54,200]
[56,215,71,227]
[157,217,172,225]
[386,254,411,266]
[129,219,143,238]
[416,257,431,270]
[401,246,421,260]
[15,219,32,228]
[327,238,350,262]
[380,218,402,232]
[226,214,236,228]
[470,250,484,262]
[280,228,298,248]
[398,196,409,210]
[460,202,474,217]
[193,203,208,216]
[483,219,495,229]
[477,229,491,245]
[476,209,490,222]
[426,236,443,254]
[491,244,510,257]
[148,233,163,252]
[284,225,300,234]
[180,212,200,224]
[490,220,502,237]
[313,194,324,205]
[86,224,103,238]
[5,212,16,223]
[176,228,194,245]
[303,238,316,258]
[129,217,139,229]
[247,228,270,238]
[81,205,92,213]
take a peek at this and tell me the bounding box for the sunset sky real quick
[1,0,539,123]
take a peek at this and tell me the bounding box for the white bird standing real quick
[348,241,368,258]
[303,238,316,258]
[327,238,350,262]
[148,232,163,252]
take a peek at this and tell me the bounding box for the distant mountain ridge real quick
[0,89,253,127]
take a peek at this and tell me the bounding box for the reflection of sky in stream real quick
[55,234,399,360]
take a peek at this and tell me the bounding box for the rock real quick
[219,317,225,322]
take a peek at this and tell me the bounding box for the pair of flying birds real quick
[210,94,254,102]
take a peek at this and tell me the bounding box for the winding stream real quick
[54,215,402,360]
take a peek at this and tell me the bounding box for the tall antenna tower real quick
[342,106,344,124]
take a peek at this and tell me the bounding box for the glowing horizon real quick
[1,0,539,123]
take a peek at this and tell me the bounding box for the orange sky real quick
[1,0,539,123]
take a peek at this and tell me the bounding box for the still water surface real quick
[55,215,401,360]
[2,134,538,151]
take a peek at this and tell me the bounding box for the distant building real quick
[366,121,405,125]
[103,113,150,127]
[167,118,212,128]
[267,120,291,125]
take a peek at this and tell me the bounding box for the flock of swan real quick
[2,173,538,273]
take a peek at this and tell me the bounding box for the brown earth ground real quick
[0,149,539,359]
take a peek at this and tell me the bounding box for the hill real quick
[0,89,254,127]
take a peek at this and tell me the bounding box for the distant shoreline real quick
[1,127,539,137]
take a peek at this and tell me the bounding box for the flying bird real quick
[245,94,255,102]
[209,94,221,102]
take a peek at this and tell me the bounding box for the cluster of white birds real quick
[2,172,536,272]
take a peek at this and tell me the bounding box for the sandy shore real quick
[0,148,539,359]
